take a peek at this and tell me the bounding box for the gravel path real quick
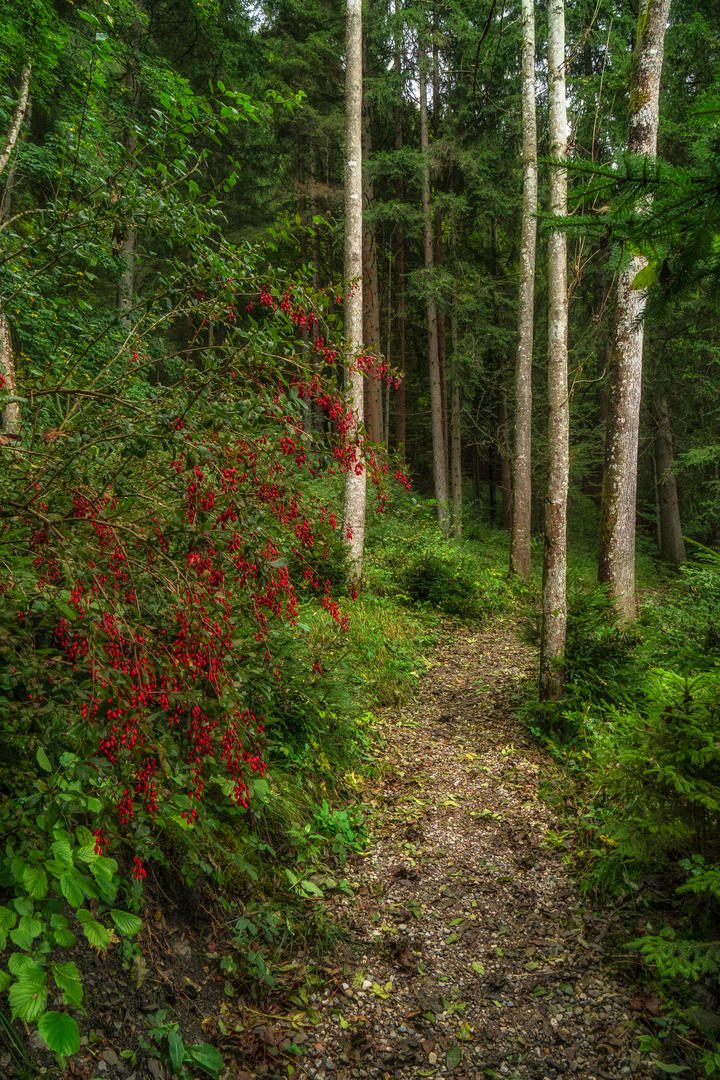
[294,620,647,1080]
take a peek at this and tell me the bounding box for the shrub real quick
[397,544,487,620]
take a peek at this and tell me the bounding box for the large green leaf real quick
[75,846,98,864]
[8,954,44,978]
[9,977,48,1021]
[186,1044,223,1079]
[0,970,11,992]
[110,909,143,937]
[51,841,73,869]
[53,928,77,948]
[36,747,52,773]
[51,962,83,1007]
[23,866,49,900]
[168,1031,185,1072]
[19,915,42,940]
[76,910,110,950]
[0,906,17,932]
[38,1011,81,1056]
[59,873,84,908]
[10,915,43,950]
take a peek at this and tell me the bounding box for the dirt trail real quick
[303,619,644,1080]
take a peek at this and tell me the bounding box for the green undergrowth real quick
[526,546,720,1076]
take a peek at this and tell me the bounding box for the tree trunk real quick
[0,315,20,438]
[342,0,366,584]
[472,445,481,509]
[419,36,449,534]
[450,219,462,539]
[0,64,31,440]
[539,0,569,702]
[394,9,406,463]
[117,51,140,325]
[509,0,538,580]
[598,0,672,620]
[653,391,686,565]
[299,156,308,269]
[310,151,321,289]
[384,258,392,448]
[432,28,449,484]
[498,391,513,531]
[362,39,383,445]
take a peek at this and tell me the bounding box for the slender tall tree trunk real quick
[498,392,513,530]
[598,0,672,620]
[299,156,308,268]
[539,0,569,702]
[432,29,449,483]
[509,0,538,579]
[384,258,392,448]
[310,151,321,289]
[472,445,481,509]
[393,12,406,463]
[450,218,462,539]
[419,36,449,533]
[0,63,31,439]
[342,0,366,583]
[362,37,383,445]
[117,56,140,325]
[653,390,686,565]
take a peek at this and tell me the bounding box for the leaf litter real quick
[277,618,658,1080]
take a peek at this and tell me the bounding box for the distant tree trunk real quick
[653,391,686,565]
[0,63,31,439]
[310,151,321,289]
[342,0,366,583]
[117,41,140,325]
[509,0,538,580]
[394,10,406,463]
[384,259,392,448]
[450,218,462,539]
[362,40,383,445]
[488,449,497,525]
[598,0,672,620]
[298,156,308,269]
[539,0,569,702]
[498,391,513,531]
[432,28,449,483]
[419,36,449,534]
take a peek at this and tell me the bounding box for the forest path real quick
[308,619,644,1080]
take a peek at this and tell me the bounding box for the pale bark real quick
[393,4,406,463]
[419,38,449,534]
[432,30,449,484]
[117,57,140,324]
[509,0,538,580]
[653,391,686,565]
[361,41,383,445]
[342,0,366,583]
[0,65,31,176]
[539,0,569,702]
[0,315,20,438]
[0,64,31,440]
[450,217,462,539]
[598,0,672,620]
